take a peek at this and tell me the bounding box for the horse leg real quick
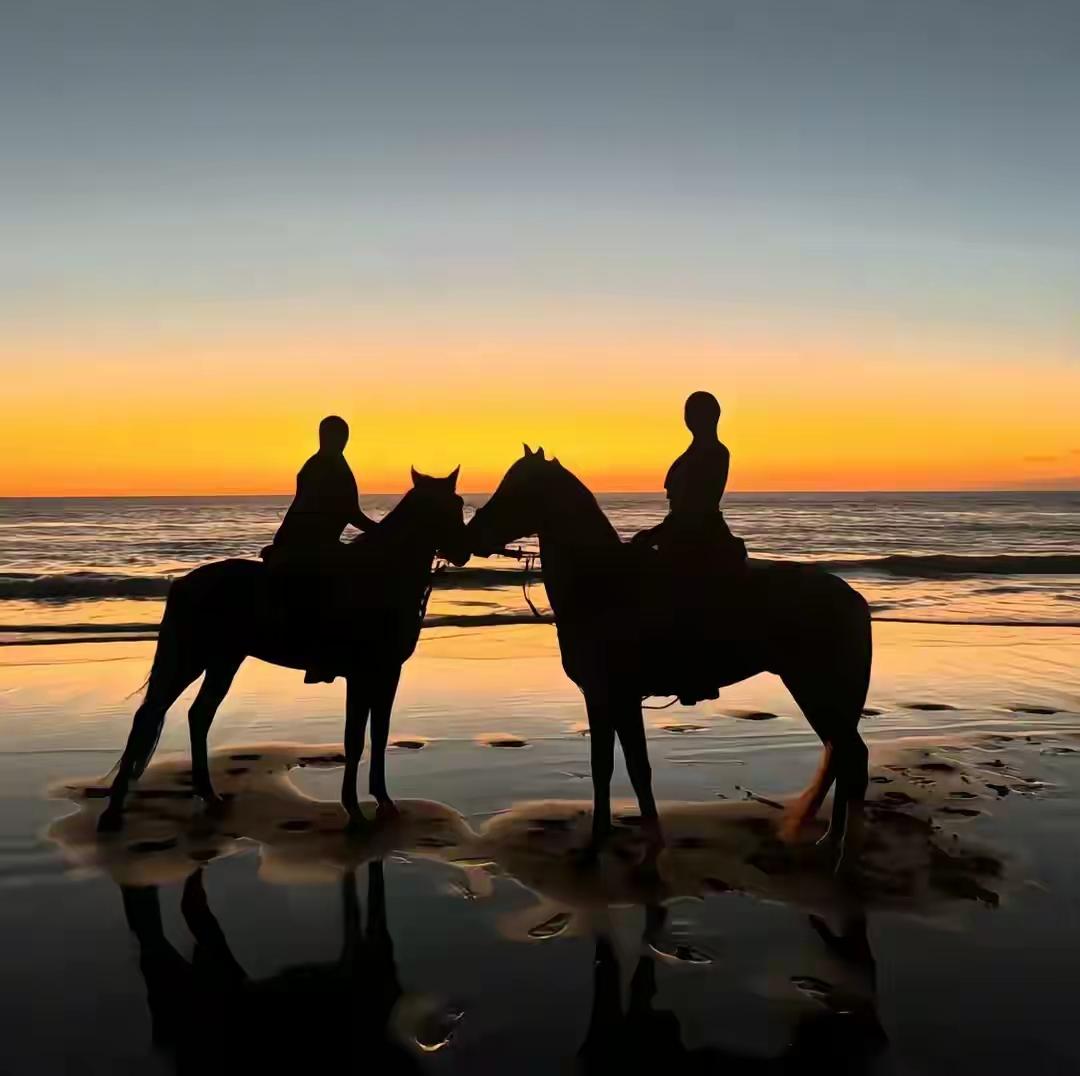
[98,663,202,832]
[180,868,248,985]
[585,690,616,851]
[342,674,371,824]
[828,730,869,871]
[781,660,869,868]
[368,665,402,812]
[187,658,243,808]
[612,700,661,844]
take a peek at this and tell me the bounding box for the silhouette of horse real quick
[98,469,469,832]
[120,862,458,1073]
[467,448,872,865]
[578,907,884,1075]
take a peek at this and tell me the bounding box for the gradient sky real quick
[3,0,1078,494]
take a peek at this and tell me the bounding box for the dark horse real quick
[98,469,469,832]
[468,448,871,864]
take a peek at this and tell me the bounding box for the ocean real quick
[1,491,1077,644]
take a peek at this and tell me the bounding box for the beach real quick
[2,617,1079,1074]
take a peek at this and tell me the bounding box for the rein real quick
[420,559,447,622]
[494,547,676,708]
[495,546,548,623]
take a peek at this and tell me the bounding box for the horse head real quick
[407,465,470,566]
[468,444,555,555]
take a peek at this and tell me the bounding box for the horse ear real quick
[410,466,421,487]
[523,443,533,458]
[536,446,546,460]
[446,465,460,491]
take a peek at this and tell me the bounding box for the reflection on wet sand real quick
[121,862,460,1073]
[45,734,1066,1071]
[578,907,885,1074]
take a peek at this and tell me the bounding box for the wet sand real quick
[2,622,1079,1074]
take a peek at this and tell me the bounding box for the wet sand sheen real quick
[1,621,1080,1074]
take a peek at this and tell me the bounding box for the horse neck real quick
[536,471,621,617]
[358,497,436,579]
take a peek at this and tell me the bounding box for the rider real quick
[267,415,378,563]
[264,415,379,682]
[634,391,747,703]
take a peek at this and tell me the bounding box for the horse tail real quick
[780,582,872,839]
[781,743,836,839]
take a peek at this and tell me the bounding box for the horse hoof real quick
[571,846,600,871]
[345,808,370,834]
[640,817,666,849]
[97,808,123,834]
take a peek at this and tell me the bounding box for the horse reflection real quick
[120,862,458,1073]
[578,908,885,1075]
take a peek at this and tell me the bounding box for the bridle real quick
[494,545,547,622]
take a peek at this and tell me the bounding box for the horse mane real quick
[347,485,423,555]
[547,462,622,547]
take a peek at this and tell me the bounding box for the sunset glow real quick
[4,2,1077,496]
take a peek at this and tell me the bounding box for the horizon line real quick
[2,487,1077,500]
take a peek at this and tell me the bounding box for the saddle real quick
[260,540,422,683]
[628,517,749,705]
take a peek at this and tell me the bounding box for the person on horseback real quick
[633,391,747,703]
[266,415,378,563]
[263,415,379,682]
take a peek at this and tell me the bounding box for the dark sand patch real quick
[726,710,779,722]
[1010,705,1061,715]
[527,912,572,940]
[661,723,708,734]
[649,941,714,965]
[390,738,428,750]
[902,702,958,712]
[478,734,530,748]
[862,708,884,717]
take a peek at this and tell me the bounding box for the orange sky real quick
[5,2,1079,498]
[4,313,1078,495]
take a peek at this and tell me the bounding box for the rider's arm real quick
[350,507,379,532]
[716,444,730,501]
[343,469,379,531]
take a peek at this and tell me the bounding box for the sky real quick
[2,0,1078,494]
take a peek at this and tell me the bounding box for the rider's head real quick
[684,391,721,436]
[318,415,349,453]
